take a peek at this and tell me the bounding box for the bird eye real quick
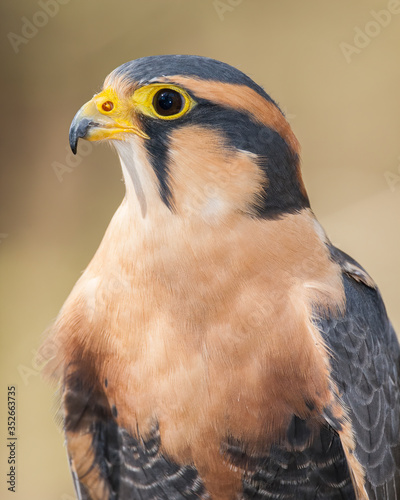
[102,101,114,112]
[153,89,185,117]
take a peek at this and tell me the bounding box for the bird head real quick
[69,55,309,220]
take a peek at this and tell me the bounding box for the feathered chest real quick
[48,207,342,432]
[43,206,348,499]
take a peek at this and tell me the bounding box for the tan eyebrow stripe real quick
[160,76,300,156]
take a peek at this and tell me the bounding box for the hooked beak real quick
[69,94,149,155]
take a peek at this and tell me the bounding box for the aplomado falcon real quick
[43,55,400,500]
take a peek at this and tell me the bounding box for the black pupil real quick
[154,90,184,116]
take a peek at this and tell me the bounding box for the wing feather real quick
[315,247,400,499]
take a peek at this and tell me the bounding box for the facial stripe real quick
[140,104,308,217]
[106,71,308,218]
[140,120,174,209]
[159,76,300,157]
[105,72,299,161]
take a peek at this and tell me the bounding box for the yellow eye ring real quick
[132,84,196,120]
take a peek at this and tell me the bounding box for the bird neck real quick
[115,139,169,221]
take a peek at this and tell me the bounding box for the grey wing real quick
[63,369,208,500]
[315,246,400,499]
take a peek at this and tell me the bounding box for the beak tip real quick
[69,134,78,155]
[69,113,94,156]
[69,132,78,155]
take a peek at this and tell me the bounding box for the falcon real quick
[43,55,400,499]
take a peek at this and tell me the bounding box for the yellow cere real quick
[132,84,196,120]
[84,86,150,140]
[94,87,130,118]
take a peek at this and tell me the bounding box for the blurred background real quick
[1,1,399,498]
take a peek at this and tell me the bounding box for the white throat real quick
[113,139,164,220]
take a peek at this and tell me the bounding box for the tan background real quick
[1,1,399,498]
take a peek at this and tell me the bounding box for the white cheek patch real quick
[113,138,169,221]
[114,141,148,218]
